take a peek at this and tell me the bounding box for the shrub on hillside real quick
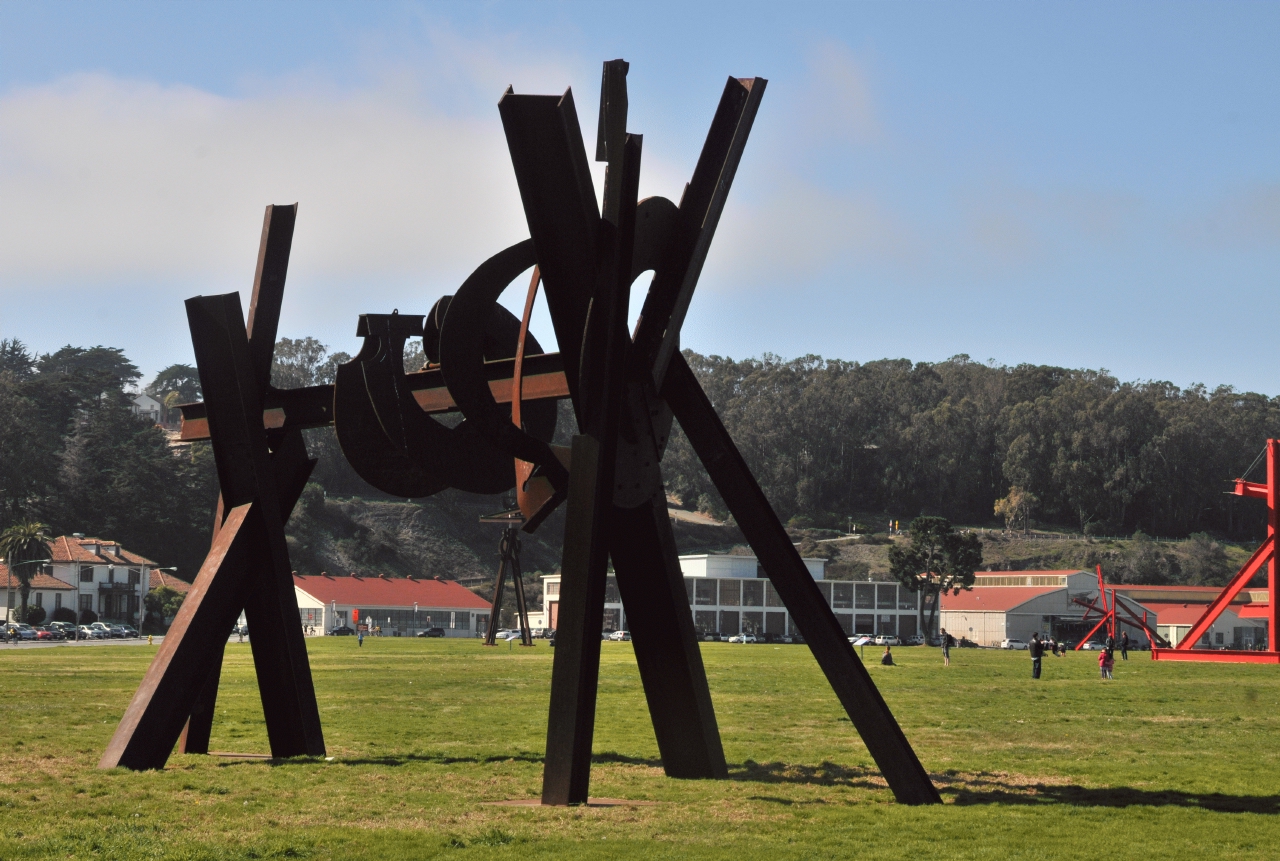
[22,606,45,625]
[50,606,76,623]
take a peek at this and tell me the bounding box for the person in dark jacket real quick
[1120,631,1130,660]
[1030,633,1044,679]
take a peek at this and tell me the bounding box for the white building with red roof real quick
[1108,584,1267,649]
[941,571,1269,649]
[4,533,157,625]
[293,573,493,637]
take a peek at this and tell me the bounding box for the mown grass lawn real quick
[1,638,1278,860]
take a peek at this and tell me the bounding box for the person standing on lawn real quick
[1120,631,1129,660]
[1030,633,1044,679]
[358,628,364,648]
[941,628,951,666]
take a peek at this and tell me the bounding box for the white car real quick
[728,634,758,644]
[1001,639,1029,650]
[608,630,631,641]
[873,635,900,646]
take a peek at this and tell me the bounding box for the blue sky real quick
[1,1,1278,393]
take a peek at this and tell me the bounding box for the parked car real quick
[8,624,38,641]
[76,625,99,639]
[608,630,631,641]
[416,627,446,638]
[329,625,356,636]
[1079,641,1105,650]
[1000,638,1029,650]
[49,622,78,639]
[119,625,140,638]
[873,635,900,646]
[32,626,57,640]
[728,633,758,644]
[108,625,129,639]
[89,622,113,638]
[903,634,926,646]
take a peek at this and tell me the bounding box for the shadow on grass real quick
[939,774,1280,813]
[729,759,885,790]
[212,751,664,769]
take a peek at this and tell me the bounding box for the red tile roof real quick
[1138,602,1215,625]
[975,570,1089,578]
[149,570,192,594]
[940,586,1060,612]
[293,574,491,610]
[47,535,155,566]
[0,562,75,590]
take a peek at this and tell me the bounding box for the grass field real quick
[2,638,1279,860]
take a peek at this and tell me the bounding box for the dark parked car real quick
[119,625,140,638]
[329,625,356,636]
[416,627,446,638]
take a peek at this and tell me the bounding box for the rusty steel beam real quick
[178,355,569,441]
[609,496,727,779]
[661,352,940,805]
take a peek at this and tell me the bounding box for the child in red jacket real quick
[1099,648,1115,680]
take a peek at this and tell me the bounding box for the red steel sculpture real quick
[1152,439,1280,664]
[1071,564,1166,652]
[101,60,941,806]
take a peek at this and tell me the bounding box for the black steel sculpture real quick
[479,509,533,646]
[102,59,940,806]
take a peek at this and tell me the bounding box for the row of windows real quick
[31,593,64,610]
[78,566,141,585]
[352,607,472,630]
[681,578,925,611]
[675,610,920,638]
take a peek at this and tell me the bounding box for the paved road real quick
[0,636,163,649]
[0,635,257,650]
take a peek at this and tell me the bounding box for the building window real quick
[128,569,141,585]
[834,613,853,635]
[684,578,694,605]
[765,611,786,635]
[817,581,832,605]
[765,582,784,607]
[718,610,739,634]
[1215,632,1224,645]
[80,566,94,583]
[545,581,559,597]
[694,580,717,606]
[742,580,764,607]
[694,610,717,634]
[128,594,140,614]
[34,593,43,608]
[719,580,741,606]
[855,613,874,634]
[877,585,896,609]
[742,611,764,635]
[54,593,61,610]
[453,612,470,630]
[79,595,92,611]
[107,568,115,584]
[855,584,874,609]
[899,616,918,639]
[832,582,852,609]
[877,614,896,635]
[898,589,917,610]
[602,608,621,631]
[604,576,620,604]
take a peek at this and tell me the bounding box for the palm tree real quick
[0,522,52,624]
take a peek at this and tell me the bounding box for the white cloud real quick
[0,72,535,291]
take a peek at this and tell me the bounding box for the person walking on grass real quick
[357,628,364,648]
[1030,632,1044,679]
[1120,631,1129,661]
[941,628,951,667]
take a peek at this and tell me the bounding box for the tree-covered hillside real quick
[665,351,1280,541]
